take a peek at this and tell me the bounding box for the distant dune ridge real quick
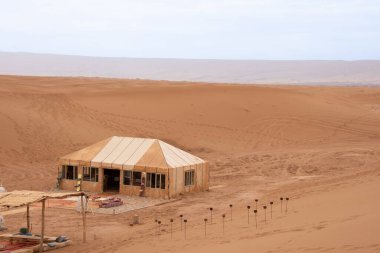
[0,52,379,85]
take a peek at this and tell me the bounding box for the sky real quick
[0,0,379,60]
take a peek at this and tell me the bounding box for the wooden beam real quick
[40,199,45,253]
[26,204,30,232]
[81,194,87,243]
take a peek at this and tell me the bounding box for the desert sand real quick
[0,75,380,252]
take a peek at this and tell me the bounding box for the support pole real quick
[40,199,45,253]
[26,204,30,232]
[81,194,87,243]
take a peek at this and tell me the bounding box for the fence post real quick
[247,205,251,224]
[222,214,225,235]
[204,218,208,238]
[263,206,267,224]
[285,197,289,213]
[270,201,273,219]
[158,220,161,237]
[170,218,173,240]
[184,219,188,239]
[229,204,233,221]
[154,219,158,236]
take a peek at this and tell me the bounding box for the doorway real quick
[103,169,120,192]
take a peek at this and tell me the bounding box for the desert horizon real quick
[1,52,380,86]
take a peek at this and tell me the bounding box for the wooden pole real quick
[285,197,289,214]
[26,204,30,232]
[222,214,225,235]
[81,194,87,243]
[184,219,187,240]
[170,219,173,240]
[158,221,161,238]
[270,202,273,219]
[263,206,267,224]
[40,199,45,253]
[204,218,207,238]
[247,206,251,224]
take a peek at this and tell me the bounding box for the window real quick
[123,170,132,185]
[185,170,195,186]
[62,165,78,180]
[160,174,166,189]
[146,173,166,189]
[82,167,98,182]
[132,171,142,186]
[123,171,144,186]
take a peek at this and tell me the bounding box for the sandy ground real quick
[0,75,380,252]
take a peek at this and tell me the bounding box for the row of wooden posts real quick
[154,197,290,239]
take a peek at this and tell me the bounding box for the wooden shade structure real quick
[0,190,88,253]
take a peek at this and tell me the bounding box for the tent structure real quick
[58,136,209,199]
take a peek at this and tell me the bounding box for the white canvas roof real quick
[60,136,205,169]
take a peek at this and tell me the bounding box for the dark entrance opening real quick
[103,169,120,192]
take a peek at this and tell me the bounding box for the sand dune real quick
[0,75,380,252]
[1,52,380,85]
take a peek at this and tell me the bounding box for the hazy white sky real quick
[0,0,379,60]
